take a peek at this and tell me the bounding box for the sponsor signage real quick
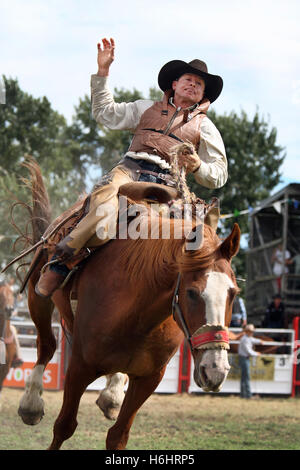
[3,362,59,390]
[228,354,275,381]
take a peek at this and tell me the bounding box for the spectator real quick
[238,324,264,399]
[271,244,292,291]
[230,296,247,327]
[264,294,285,329]
[293,253,300,290]
[11,293,27,320]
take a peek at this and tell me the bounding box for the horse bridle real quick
[172,273,230,353]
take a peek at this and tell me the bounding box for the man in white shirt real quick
[271,243,293,292]
[36,37,228,298]
[238,324,264,399]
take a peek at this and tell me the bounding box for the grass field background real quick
[0,388,299,450]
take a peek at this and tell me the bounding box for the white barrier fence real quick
[4,322,296,395]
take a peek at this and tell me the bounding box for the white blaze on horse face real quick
[201,271,234,325]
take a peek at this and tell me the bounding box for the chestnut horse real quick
[9,160,240,450]
[0,282,16,404]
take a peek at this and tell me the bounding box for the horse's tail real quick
[1,157,52,282]
[20,156,52,245]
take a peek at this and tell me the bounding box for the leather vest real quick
[128,91,210,163]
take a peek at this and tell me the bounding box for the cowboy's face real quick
[172,73,205,106]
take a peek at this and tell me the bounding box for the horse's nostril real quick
[212,362,217,368]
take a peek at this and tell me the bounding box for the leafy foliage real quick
[0,77,88,268]
[188,109,285,235]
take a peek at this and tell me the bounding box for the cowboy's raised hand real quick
[97,38,115,76]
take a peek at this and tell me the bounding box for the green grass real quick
[0,389,299,450]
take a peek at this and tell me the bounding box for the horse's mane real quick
[179,224,221,272]
[118,216,221,290]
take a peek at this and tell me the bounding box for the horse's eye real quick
[187,288,199,302]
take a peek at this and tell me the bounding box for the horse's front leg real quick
[18,278,56,425]
[106,367,166,450]
[48,352,99,450]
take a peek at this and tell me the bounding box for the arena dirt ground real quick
[0,388,299,450]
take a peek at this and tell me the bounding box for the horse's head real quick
[174,223,241,392]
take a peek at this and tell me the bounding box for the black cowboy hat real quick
[158,59,223,103]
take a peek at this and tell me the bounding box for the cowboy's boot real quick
[35,236,75,298]
[34,268,67,298]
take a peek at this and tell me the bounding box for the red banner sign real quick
[3,362,59,390]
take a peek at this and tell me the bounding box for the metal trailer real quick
[246,183,300,327]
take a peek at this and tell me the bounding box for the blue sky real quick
[1,0,299,194]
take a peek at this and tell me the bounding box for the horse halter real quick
[172,273,230,352]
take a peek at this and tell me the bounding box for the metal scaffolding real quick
[246,183,300,326]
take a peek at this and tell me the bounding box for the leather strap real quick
[135,169,176,187]
[191,328,229,350]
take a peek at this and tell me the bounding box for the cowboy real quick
[35,37,228,298]
[264,294,285,329]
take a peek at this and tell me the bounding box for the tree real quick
[0,76,66,175]
[188,108,285,235]
[0,76,93,268]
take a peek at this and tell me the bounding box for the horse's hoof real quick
[95,398,120,421]
[18,406,44,425]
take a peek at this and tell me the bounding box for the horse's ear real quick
[185,223,204,251]
[220,223,241,260]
